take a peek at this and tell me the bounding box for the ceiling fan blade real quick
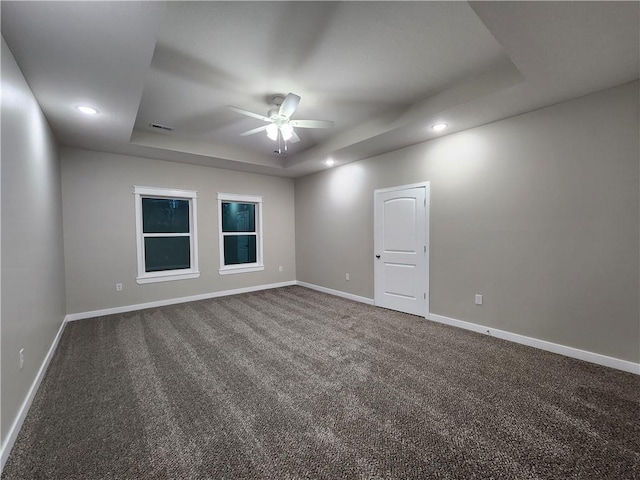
[240,125,268,136]
[278,93,301,118]
[288,131,301,143]
[226,105,270,122]
[289,119,334,129]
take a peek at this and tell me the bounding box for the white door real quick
[374,184,429,317]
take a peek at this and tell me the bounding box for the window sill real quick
[136,271,200,284]
[218,265,265,276]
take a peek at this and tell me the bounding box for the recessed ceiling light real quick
[76,105,98,115]
[324,158,335,166]
[431,123,448,132]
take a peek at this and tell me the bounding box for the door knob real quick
[375,254,381,259]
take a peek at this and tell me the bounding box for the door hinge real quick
[424,199,426,207]
[424,293,426,299]
[423,245,426,253]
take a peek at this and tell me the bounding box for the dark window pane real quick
[224,235,257,265]
[142,198,189,233]
[222,202,255,232]
[144,237,190,272]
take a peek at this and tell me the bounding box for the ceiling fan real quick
[227,93,333,151]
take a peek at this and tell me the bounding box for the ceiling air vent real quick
[148,123,173,132]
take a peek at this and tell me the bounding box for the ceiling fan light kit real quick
[228,92,334,149]
[266,123,278,141]
[280,124,294,141]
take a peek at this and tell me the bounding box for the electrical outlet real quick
[19,348,24,370]
[116,283,123,292]
[346,273,350,281]
[278,266,283,272]
[475,294,483,305]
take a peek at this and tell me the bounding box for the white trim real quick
[219,265,265,275]
[136,271,200,284]
[217,193,264,275]
[294,283,638,375]
[6,287,633,477]
[374,181,432,194]
[133,186,199,284]
[373,181,430,316]
[428,313,640,375]
[133,186,198,199]
[65,281,297,322]
[217,192,263,203]
[134,188,144,277]
[296,281,375,305]
[190,192,200,275]
[142,232,191,238]
[1,317,67,472]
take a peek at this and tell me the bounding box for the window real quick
[218,193,264,275]
[134,186,199,284]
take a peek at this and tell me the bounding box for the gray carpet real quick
[2,286,639,479]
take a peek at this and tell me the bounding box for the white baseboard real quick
[1,317,67,472]
[65,281,297,322]
[3,282,635,477]
[295,283,638,374]
[428,313,639,375]
[296,281,375,305]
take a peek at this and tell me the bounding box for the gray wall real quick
[61,148,296,314]
[1,38,66,444]
[295,82,639,363]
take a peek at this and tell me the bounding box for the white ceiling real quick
[2,1,638,178]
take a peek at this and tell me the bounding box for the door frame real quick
[373,181,430,318]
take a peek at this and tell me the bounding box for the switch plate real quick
[278,266,283,272]
[475,294,483,305]
[116,283,123,292]
[346,273,350,281]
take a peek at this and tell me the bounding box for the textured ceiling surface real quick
[1,1,638,177]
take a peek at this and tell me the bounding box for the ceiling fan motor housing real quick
[271,95,285,107]
[269,95,287,120]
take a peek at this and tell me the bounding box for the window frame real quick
[134,186,200,284]
[217,192,264,275]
